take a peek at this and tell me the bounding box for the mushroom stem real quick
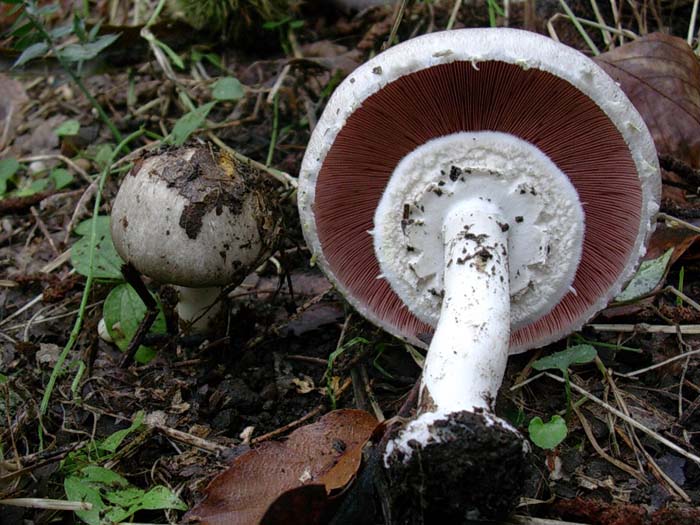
[175,286,222,333]
[422,199,510,415]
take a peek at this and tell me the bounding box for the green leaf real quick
[92,144,113,169]
[55,119,80,137]
[528,415,567,450]
[104,487,144,507]
[0,158,20,196]
[616,248,674,302]
[212,77,244,101]
[74,215,109,236]
[154,39,185,70]
[49,22,74,40]
[102,284,166,363]
[70,216,124,280]
[140,485,187,511]
[81,466,129,487]
[64,476,104,525]
[14,177,49,197]
[532,344,597,374]
[59,33,120,62]
[12,41,48,68]
[50,167,74,189]
[98,412,144,453]
[168,101,216,146]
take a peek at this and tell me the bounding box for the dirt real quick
[386,410,529,523]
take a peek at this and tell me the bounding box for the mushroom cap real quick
[111,146,279,288]
[298,28,661,353]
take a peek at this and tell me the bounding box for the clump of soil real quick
[386,410,529,523]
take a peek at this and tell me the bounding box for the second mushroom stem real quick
[421,199,511,416]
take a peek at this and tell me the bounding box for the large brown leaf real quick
[595,33,700,168]
[185,409,378,525]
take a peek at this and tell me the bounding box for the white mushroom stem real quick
[385,199,518,463]
[175,286,223,333]
[423,199,510,415]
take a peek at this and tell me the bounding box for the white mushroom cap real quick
[298,28,661,353]
[111,146,279,288]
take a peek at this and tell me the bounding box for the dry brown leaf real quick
[646,223,699,264]
[185,409,378,525]
[595,33,700,168]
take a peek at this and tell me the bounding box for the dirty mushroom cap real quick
[111,146,277,289]
[298,27,661,354]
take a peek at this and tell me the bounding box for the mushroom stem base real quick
[385,410,528,522]
[175,286,223,334]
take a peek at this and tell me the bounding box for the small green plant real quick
[70,216,166,363]
[528,415,567,450]
[166,76,245,145]
[5,0,122,142]
[0,155,75,199]
[102,283,167,364]
[325,337,369,409]
[486,0,504,27]
[532,344,597,412]
[62,413,187,524]
[172,0,295,35]
[528,344,597,449]
[677,266,685,306]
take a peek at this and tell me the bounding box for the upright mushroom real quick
[111,144,280,333]
[298,28,660,519]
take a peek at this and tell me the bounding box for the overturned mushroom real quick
[298,28,660,520]
[111,144,280,333]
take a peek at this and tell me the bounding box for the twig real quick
[573,405,646,482]
[0,498,91,511]
[589,323,700,335]
[148,424,228,454]
[665,286,700,313]
[30,206,59,256]
[119,263,160,368]
[251,404,324,444]
[544,372,700,466]
[0,294,44,328]
[688,0,700,46]
[447,0,463,30]
[19,154,92,183]
[557,0,601,54]
[383,0,408,50]
[614,347,700,378]
[658,212,700,234]
[206,132,297,189]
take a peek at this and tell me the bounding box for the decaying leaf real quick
[646,223,700,263]
[595,33,700,168]
[185,409,378,525]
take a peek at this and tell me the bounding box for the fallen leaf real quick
[185,409,378,525]
[646,223,699,264]
[595,33,700,168]
[615,248,673,302]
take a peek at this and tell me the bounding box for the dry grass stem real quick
[545,372,700,466]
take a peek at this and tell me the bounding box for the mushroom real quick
[298,28,660,519]
[111,144,280,333]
